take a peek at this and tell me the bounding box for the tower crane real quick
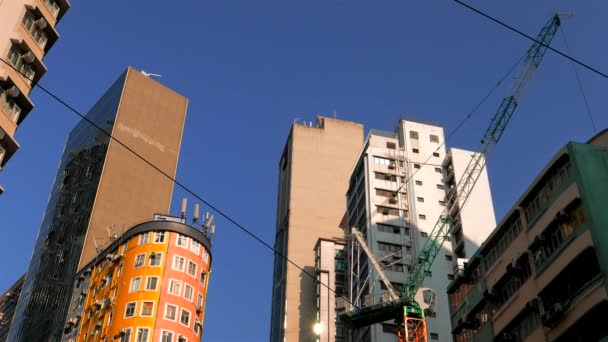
[340,14,563,342]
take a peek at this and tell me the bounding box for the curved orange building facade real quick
[62,215,212,342]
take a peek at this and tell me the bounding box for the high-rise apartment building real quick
[345,119,495,342]
[270,117,364,341]
[448,129,608,342]
[62,213,213,342]
[9,68,187,341]
[0,0,69,193]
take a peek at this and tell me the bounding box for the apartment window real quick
[141,302,154,317]
[420,232,428,238]
[125,302,136,318]
[169,279,182,296]
[129,277,141,293]
[138,233,150,245]
[120,328,132,342]
[145,277,158,291]
[108,310,113,325]
[161,331,174,342]
[200,271,207,286]
[445,254,453,261]
[412,148,419,154]
[180,309,191,327]
[176,234,189,248]
[433,152,440,157]
[117,264,123,277]
[203,250,210,264]
[146,252,161,267]
[184,284,194,301]
[197,294,204,308]
[154,232,166,243]
[136,327,150,342]
[410,131,419,139]
[134,253,146,268]
[187,261,197,277]
[386,142,396,149]
[378,241,402,253]
[374,157,392,166]
[173,256,186,271]
[417,197,424,203]
[415,180,422,186]
[7,45,35,83]
[430,134,439,143]
[419,214,426,220]
[414,164,421,169]
[437,184,444,190]
[190,240,200,254]
[430,333,439,340]
[165,304,177,321]
[377,223,401,234]
[434,167,442,173]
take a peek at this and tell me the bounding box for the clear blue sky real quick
[1,1,607,341]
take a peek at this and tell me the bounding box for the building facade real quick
[0,275,25,342]
[314,238,348,342]
[270,117,364,341]
[0,0,69,193]
[448,130,608,342]
[62,214,212,342]
[9,68,187,341]
[345,119,495,342]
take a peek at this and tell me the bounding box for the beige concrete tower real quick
[0,0,70,193]
[270,117,364,342]
[9,68,187,342]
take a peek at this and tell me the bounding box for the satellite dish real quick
[414,287,438,314]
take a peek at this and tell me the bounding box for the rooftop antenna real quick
[202,212,215,237]
[181,198,187,219]
[193,203,200,224]
[141,70,162,79]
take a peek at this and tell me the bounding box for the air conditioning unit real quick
[196,304,203,314]
[35,17,48,29]
[389,197,397,204]
[6,85,20,98]
[382,208,389,215]
[501,332,515,341]
[388,162,396,169]
[21,51,35,64]
[542,302,565,326]
[92,299,102,309]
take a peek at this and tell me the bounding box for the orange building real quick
[62,213,213,342]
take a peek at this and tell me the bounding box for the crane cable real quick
[559,26,598,133]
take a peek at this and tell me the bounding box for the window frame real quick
[180,308,191,327]
[124,302,137,318]
[129,277,141,293]
[172,255,186,271]
[145,276,159,291]
[134,253,146,269]
[140,301,154,317]
[168,279,183,296]
[164,303,178,321]
[176,234,189,248]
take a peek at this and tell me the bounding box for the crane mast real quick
[341,14,562,342]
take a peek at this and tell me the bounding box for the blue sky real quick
[1,1,607,341]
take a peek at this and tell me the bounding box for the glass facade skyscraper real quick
[8,72,125,341]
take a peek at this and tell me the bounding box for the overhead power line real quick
[0,57,353,304]
[0,49,527,311]
[451,0,608,81]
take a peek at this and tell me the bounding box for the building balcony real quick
[0,78,34,134]
[21,8,60,54]
[0,129,19,168]
[37,0,70,24]
[6,41,47,87]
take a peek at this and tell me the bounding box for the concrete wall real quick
[282,117,363,341]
